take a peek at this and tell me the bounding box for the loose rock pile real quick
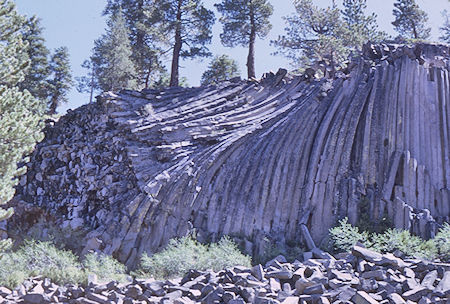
[1,246,449,304]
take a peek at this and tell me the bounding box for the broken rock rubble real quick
[1,246,449,303]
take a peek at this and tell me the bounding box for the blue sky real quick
[14,0,449,113]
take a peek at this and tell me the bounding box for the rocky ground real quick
[1,246,448,304]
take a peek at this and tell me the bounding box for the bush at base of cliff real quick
[434,223,450,261]
[83,252,128,283]
[0,240,83,288]
[0,240,128,289]
[329,218,449,261]
[138,235,251,279]
[328,218,370,253]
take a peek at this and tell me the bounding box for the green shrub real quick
[435,223,450,261]
[329,218,445,261]
[83,252,128,283]
[0,240,130,288]
[205,236,252,271]
[139,235,251,279]
[0,240,84,288]
[370,229,437,260]
[257,237,304,264]
[328,218,370,253]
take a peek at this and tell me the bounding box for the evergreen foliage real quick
[76,59,101,103]
[18,16,50,101]
[82,8,138,92]
[272,0,386,73]
[0,0,45,250]
[272,0,348,72]
[392,0,431,40]
[104,0,168,88]
[47,47,73,115]
[440,10,450,43]
[149,0,215,86]
[215,0,273,79]
[17,16,72,114]
[200,55,240,86]
[341,0,387,50]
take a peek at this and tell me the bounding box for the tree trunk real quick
[145,58,152,89]
[48,97,58,115]
[89,76,94,103]
[412,22,418,39]
[136,0,145,87]
[247,2,256,79]
[170,0,183,87]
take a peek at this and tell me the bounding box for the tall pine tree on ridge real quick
[215,0,273,79]
[79,8,137,93]
[392,0,430,40]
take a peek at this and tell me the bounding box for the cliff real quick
[7,43,450,267]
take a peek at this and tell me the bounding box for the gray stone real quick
[125,284,142,299]
[164,290,183,300]
[0,287,11,297]
[23,293,49,304]
[360,279,379,293]
[402,287,428,302]
[85,291,109,304]
[294,278,314,293]
[361,270,387,281]
[352,291,379,304]
[251,264,265,281]
[303,283,325,295]
[352,246,383,263]
[222,291,235,303]
[387,293,406,304]
[280,296,300,304]
[420,270,437,289]
[266,270,293,280]
[435,271,450,294]
[269,278,281,291]
[303,252,313,261]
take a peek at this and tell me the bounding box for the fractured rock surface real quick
[7,43,450,266]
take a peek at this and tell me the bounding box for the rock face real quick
[7,43,450,266]
[1,246,449,303]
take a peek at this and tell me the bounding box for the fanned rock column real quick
[8,43,450,267]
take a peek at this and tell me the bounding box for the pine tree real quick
[440,10,450,43]
[86,8,138,92]
[76,59,100,103]
[104,0,168,88]
[201,55,240,86]
[215,0,273,79]
[0,0,45,250]
[272,0,387,74]
[392,0,430,40]
[18,16,50,101]
[150,0,215,87]
[272,0,348,74]
[47,47,73,115]
[342,0,387,49]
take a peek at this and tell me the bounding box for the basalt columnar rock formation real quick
[6,43,450,267]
